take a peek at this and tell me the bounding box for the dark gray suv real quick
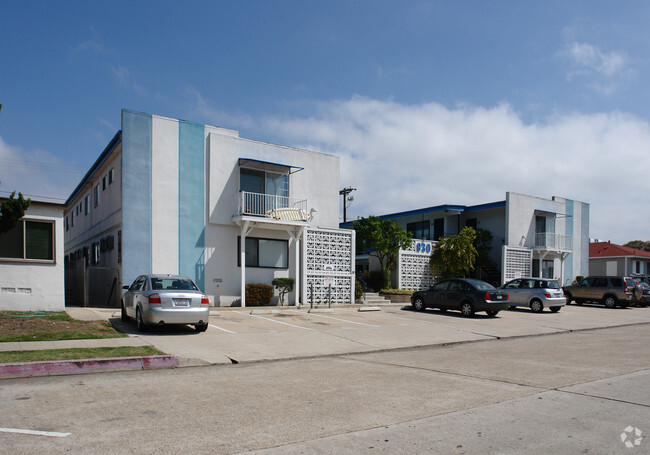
[563,276,640,308]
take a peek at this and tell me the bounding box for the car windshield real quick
[465,279,495,291]
[150,278,198,291]
[639,282,650,289]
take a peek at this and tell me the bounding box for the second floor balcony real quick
[534,232,572,251]
[238,191,309,222]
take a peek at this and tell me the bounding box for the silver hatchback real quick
[121,274,210,332]
[500,278,565,313]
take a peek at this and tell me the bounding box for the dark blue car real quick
[410,278,509,317]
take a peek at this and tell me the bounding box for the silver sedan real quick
[500,278,566,313]
[121,274,210,332]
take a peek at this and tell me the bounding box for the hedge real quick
[245,283,274,306]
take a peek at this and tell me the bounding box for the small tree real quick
[272,278,295,306]
[430,227,478,280]
[353,216,412,289]
[0,191,31,234]
[624,240,650,252]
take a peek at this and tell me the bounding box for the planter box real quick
[380,294,412,303]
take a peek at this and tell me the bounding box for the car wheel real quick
[412,297,426,312]
[195,323,208,333]
[603,295,617,309]
[460,301,474,317]
[530,299,543,313]
[564,293,572,304]
[486,310,499,317]
[549,306,561,313]
[121,301,129,321]
[136,308,148,332]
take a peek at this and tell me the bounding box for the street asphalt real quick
[1,302,649,378]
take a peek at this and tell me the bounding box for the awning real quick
[238,158,304,174]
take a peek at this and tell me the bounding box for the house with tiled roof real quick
[589,241,650,282]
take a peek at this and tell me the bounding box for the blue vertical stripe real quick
[178,121,205,290]
[565,199,574,284]
[122,110,152,286]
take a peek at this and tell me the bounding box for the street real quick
[1,322,649,454]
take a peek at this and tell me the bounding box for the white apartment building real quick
[64,110,354,307]
[347,192,589,289]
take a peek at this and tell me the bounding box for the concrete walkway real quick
[2,303,649,378]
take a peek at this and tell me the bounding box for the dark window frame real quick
[237,236,289,269]
[0,218,55,263]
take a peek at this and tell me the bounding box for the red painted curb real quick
[0,355,178,379]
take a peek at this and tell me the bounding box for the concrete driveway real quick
[95,303,650,366]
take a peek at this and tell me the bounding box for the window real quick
[93,184,100,208]
[407,221,430,240]
[0,220,54,261]
[102,176,106,191]
[433,218,444,241]
[633,260,642,274]
[237,236,288,268]
[465,218,477,229]
[85,195,90,215]
[240,168,289,197]
[108,168,114,185]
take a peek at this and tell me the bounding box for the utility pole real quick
[339,187,356,223]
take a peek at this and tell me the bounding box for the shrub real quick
[245,283,274,306]
[272,278,295,306]
[355,279,363,301]
[379,288,414,295]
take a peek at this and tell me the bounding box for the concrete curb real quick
[0,355,178,379]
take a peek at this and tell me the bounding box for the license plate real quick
[173,298,190,307]
[496,295,503,300]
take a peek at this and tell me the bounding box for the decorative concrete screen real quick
[398,239,436,291]
[303,228,355,305]
[502,246,533,283]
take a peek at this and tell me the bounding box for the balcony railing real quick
[238,191,309,221]
[534,233,572,250]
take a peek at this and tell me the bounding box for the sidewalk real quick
[2,304,649,379]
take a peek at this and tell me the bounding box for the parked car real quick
[500,278,565,313]
[122,274,210,332]
[563,276,640,308]
[634,281,650,307]
[411,278,509,317]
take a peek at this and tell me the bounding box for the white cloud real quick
[561,41,630,94]
[261,97,650,244]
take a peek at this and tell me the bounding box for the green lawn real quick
[0,346,165,363]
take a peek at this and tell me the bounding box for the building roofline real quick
[339,200,506,228]
[65,131,122,206]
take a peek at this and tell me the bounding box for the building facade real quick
[0,199,65,311]
[64,110,354,307]
[346,192,589,289]
[589,241,650,282]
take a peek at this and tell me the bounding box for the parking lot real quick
[107,303,650,366]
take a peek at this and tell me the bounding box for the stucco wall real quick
[0,203,65,311]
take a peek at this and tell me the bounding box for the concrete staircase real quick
[360,292,391,305]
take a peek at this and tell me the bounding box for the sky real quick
[1,0,649,244]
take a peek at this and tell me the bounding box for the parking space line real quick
[0,427,70,438]
[369,312,436,324]
[234,311,315,331]
[290,310,381,328]
[209,324,237,334]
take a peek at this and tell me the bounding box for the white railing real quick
[238,191,309,221]
[534,233,572,250]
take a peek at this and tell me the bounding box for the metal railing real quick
[534,233,573,250]
[238,191,308,221]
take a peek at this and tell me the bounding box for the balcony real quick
[534,232,572,251]
[238,191,309,222]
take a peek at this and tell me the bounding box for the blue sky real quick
[1,0,649,244]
